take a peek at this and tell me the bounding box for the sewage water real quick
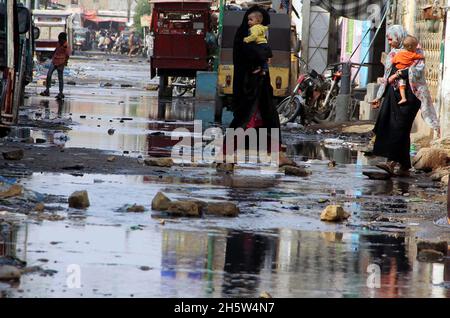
[3,59,447,298]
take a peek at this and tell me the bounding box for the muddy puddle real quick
[2,59,447,298]
[0,166,446,297]
[1,209,449,297]
[18,87,236,158]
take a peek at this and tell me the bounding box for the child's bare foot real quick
[398,98,407,105]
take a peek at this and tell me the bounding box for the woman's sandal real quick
[375,162,396,176]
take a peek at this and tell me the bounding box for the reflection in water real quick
[159,228,450,297]
[0,222,18,260]
[288,141,358,164]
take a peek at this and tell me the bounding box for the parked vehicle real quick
[33,9,72,61]
[73,27,90,52]
[150,0,212,97]
[277,59,363,125]
[172,77,195,97]
[1,0,37,125]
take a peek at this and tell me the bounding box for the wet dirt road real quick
[1,56,449,298]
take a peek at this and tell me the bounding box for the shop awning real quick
[83,11,128,23]
[311,0,387,20]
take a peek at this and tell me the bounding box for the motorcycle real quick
[277,57,335,125]
[277,59,368,125]
[172,77,195,97]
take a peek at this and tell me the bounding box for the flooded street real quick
[1,56,449,298]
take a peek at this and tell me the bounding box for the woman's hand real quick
[370,99,381,109]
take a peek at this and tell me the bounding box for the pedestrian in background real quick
[40,32,71,100]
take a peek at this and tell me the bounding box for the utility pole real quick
[127,0,133,23]
[26,0,31,9]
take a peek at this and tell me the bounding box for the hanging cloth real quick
[311,0,387,20]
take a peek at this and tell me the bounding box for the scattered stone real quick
[144,158,174,167]
[159,219,165,225]
[145,84,159,91]
[362,171,391,180]
[260,291,272,298]
[107,156,116,162]
[2,149,24,160]
[103,83,113,87]
[152,192,172,211]
[35,213,65,221]
[341,124,374,134]
[68,190,90,209]
[35,138,46,144]
[412,148,448,172]
[215,163,235,173]
[375,216,390,222]
[416,240,448,255]
[283,165,310,177]
[35,203,45,212]
[320,205,350,222]
[80,115,86,119]
[205,202,239,217]
[417,249,445,263]
[0,184,23,199]
[0,265,21,280]
[139,266,152,271]
[327,160,337,168]
[166,201,203,217]
[123,151,129,154]
[279,156,298,167]
[126,204,145,213]
[441,175,449,186]
[107,128,115,135]
[21,137,34,144]
[67,80,76,86]
[121,84,132,88]
[430,166,450,181]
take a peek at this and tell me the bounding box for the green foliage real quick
[133,0,152,36]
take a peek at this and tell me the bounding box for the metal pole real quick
[334,62,351,123]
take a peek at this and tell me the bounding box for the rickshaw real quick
[72,27,90,52]
[149,0,212,97]
[217,10,291,105]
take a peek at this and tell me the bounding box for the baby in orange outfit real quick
[392,35,424,104]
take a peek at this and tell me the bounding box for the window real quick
[71,0,79,5]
